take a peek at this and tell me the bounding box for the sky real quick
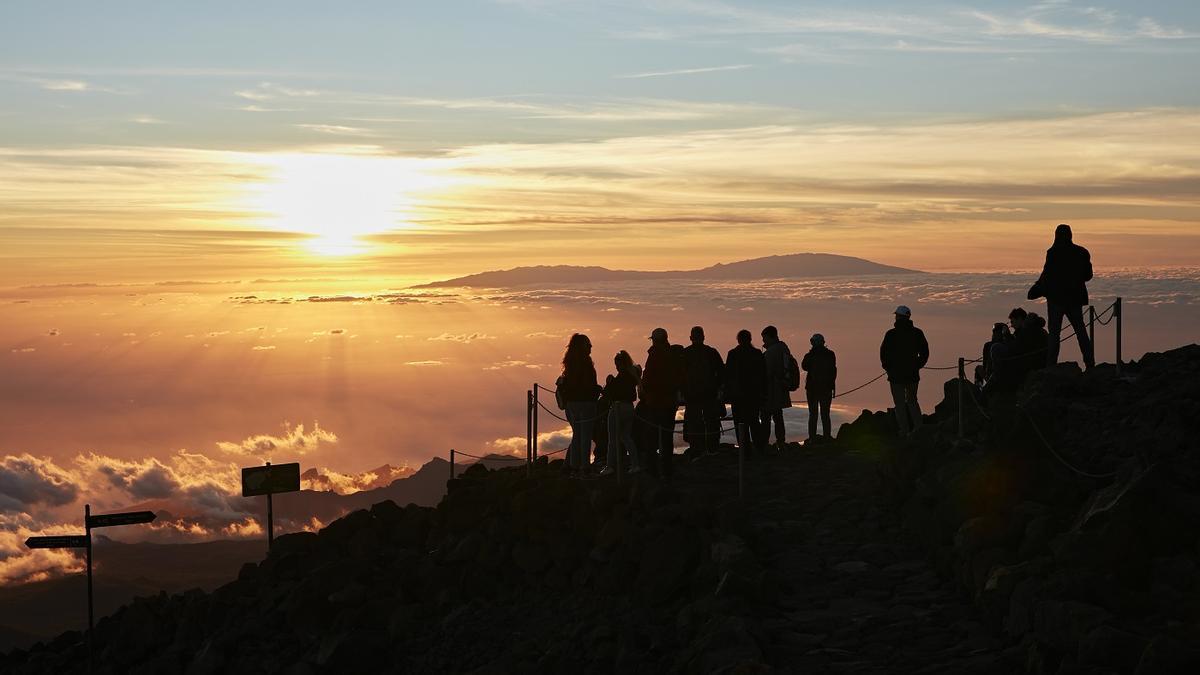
[2,1,1200,585]
[2,0,1199,283]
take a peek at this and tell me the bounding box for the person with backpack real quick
[600,350,641,476]
[558,333,602,475]
[640,327,683,479]
[682,326,725,456]
[760,325,796,451]
[1028,224,1095,370]
[800,333,836,442]
[724,329,767,456]
[879,306,929,438]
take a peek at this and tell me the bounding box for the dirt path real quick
[677,442,1014,673]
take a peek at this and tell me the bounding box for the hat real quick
[894,305,912,317]
[810,333,825,346]
[648,327,668,341]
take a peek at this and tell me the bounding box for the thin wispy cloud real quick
[617,64,752,79]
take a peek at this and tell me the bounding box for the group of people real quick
[975,224,1096,393]
[554,224,1098,477]
[555,325,840,478]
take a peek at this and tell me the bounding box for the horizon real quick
[3,0,1200,601]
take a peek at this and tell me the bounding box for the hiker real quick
[988,308,1036,394]
[761,325,795,450]
[1024,313,1049,376]
[601,350,641,476]
[640,327,683,479]
[975,322,1011,386]
[682,326,725,455]
[800,333,836,442]
[1029,224,1095,370]
[880,306,929,437]
[724,329,767,454]
[558,333,601,474]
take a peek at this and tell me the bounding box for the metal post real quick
[1114,297,1123,377]
[526,389,533,473]
[1088,305,1096,348]
[264,461,274,551]
[85,503,93,674]
[532,384,540,461]
[957,357,965,439]
[449,449,455,480]
[737,423,746,499]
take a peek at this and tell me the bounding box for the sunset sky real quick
[2,2,1200,584]
[2,0,1199,284]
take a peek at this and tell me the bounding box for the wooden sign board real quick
[26,535,88,549]
[87,511,156,529]
[242,463,301,497]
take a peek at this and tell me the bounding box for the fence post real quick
[526,389,533,468]
[957,357,965,439]
[737,423,746,499]
[449,449,455,481]
[1088,305,1096,348]
[532,384,540,461]
[1114,297,1123,377]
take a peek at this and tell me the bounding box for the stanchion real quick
[532,384,540,461]
[526,390,533,475]
[85,504,93,674]
[957,357,965,439]
[1114,297,1123,377]
[449,449,455,480]
[1088,305,1096,347]
[737,423,746,499]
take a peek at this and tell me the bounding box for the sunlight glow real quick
[242,151,453,256]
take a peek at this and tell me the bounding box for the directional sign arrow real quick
[87,511,156,529]
[26,535,88,549]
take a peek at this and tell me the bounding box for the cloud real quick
[74,454,180,500]
[427,332,494,343]
[293,123,375,137]
[404,360,445,367]
[490,427,572,455]
[215,422,337,458]
[0,454,79,511]
[301,464,414,494]
[252,345,276,350]
[617,64,752,79]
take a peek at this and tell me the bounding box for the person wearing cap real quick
[724,329,767,455]
[800,333,837,442]
[880,306,929,437]
[760,325,794,450]
[640,327,683,478]
[1028,224,1095,370]
[682,326,725,456]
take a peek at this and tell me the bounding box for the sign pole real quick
[85,504,93,674]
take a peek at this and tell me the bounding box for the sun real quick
[242,151,451,256]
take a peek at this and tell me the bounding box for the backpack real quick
[785,353,801,392]
[554,375,566,410]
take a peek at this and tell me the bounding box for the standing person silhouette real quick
[880,306,929,438]
[682,326,724,455]
[600,350,640,476]
[760,325,793,451]
[559,333,601,475]
[640,327,682,479]
[800,333,836,442]
[1029,224,1095,370]
[724,329,767,455]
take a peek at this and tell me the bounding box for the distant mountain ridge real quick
[415,253,921,288]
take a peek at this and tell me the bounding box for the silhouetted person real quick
[559,333,601,475]
[640,327,682,479]
[880,306,929,437]
[801,333,836,442]
[988,308,1034,393]
[724,329,767,454]
[760,325,794,450]
[601,350,641,476]
[975,322,1011,386]
[682,326,724,455]
[1025,312,1049,375]
[1029,224,1095,370]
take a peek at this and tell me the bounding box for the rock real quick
[1077,625,1147,672]
[1135,636,1200,675]
[1032,600,1111,652]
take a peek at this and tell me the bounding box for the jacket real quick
[603,370,638,404]
[641,343,682,408]
[1032,236,1092,307]
[801,345,837,394]
[723,344,766,406]
[560,361,600,403]
[762,340,793,410]
[880,318,930,384]
[682,343,724,404]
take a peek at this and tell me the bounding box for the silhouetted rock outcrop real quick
[838,344,1200,674]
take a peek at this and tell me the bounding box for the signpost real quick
[241,461,300,550]
[25,504,156,673]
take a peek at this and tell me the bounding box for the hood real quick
[894,316,914,329]
[1053,223,1073,247]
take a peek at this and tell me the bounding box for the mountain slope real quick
[416,252,921,288]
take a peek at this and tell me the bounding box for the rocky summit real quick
[3,345,1198,674]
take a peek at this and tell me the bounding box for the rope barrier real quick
[1015,403,1117,480]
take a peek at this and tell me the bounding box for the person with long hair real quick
[600,350,641,476]
[559,333,601,474]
